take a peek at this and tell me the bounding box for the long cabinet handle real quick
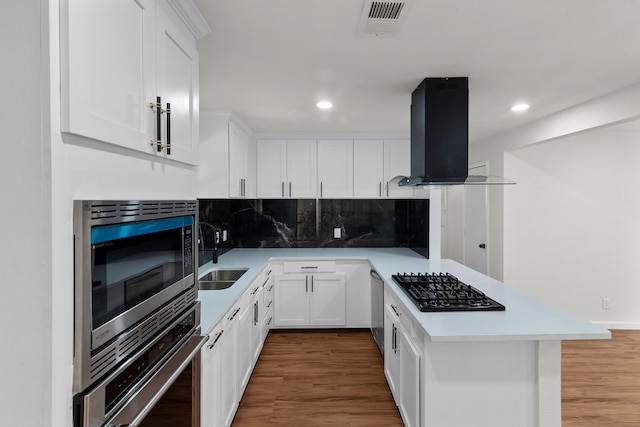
[320,182,323,198]
[165,102,171,155]
[228,307,241,321]
[149,96,162,151]
[379,182,382,198]
[254,301,259,325]
[281,182,285,198]
[289,181,292,198]
[386,182,389,197]
[311,275,314,292]
[305,276,308,292]
[208,330,223,349]
[391,305,401,317]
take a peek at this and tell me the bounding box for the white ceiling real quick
[194,0,640,143]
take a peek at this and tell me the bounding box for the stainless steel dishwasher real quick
[370,269,384,354]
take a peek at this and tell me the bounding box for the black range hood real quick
[396,77,513,186]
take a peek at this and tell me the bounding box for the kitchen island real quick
[198,248,610,427]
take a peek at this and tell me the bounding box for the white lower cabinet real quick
[384,300,421,427]
[236,298,254,392]
[201,303,240,427]
[274,273,346,327]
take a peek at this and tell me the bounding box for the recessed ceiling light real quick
[511,103,530,112]
[317,101,333,110]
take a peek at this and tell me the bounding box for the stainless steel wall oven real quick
[73,200,206,427]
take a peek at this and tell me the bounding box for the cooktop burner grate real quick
[392,272,505,312]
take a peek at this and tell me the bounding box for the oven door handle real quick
[106,334,208,427]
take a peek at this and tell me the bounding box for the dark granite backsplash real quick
[198,198,428,265]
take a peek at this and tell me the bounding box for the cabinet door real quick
[399,329,421,427]
[317,140,353,198]
[200,330,220,427]
[274,274,309,326]
[309,273,346,326]
[287,140,317,198]
[257,140,287,198]
[384,140,414,198]
[155,4,199,164]
[229,121,249,198]
[220,309,238,427]
[384,304,400,402]
[353,140,384,198]
[251,287,264,361]
[237,303,254,392]
[61,0,154,152]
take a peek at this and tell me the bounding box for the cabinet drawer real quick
[283,261,336,273]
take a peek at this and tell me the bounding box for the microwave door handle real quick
[106,334,207,427]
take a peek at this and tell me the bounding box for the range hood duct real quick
[396,77,514,186]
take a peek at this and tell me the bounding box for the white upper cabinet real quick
[384,139,416,198]
[353,140,384,198]
[154,2,200,164]
[256,140,287,198]
[317,140,354,198]
[60,0,209,165]
[229,120,256,198]
[256,140,317,198]
[353,139,414,198]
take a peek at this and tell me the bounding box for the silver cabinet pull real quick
[301,266,318,270]
[320,181,323,198]
[262,276,270,287]
[281,181,285,198]
[391,305,401,317]
[311,275,314,292]
[228,307,241,321]
[305,275,308,292]
[379,182,382,197]
[289,181,292,197]
[208,330,224,349]
[386,181,389,197]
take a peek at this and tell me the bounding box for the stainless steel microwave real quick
[72,200,199,395]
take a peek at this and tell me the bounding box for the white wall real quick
[1,1,53,426]
[504,128,640,327]
[465,82,640,327]
[0,1,201,426]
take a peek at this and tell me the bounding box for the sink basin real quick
[198,268,248,290]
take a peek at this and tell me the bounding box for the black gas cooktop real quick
[392,272,505,312]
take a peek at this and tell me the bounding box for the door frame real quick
[463,161,490,275]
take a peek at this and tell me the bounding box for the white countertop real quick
[197,248,610,342]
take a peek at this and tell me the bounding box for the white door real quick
[274,274,309,326]
[309,273,346,326]
[257,140,287,198]
[353,140,384,198]
[317,140,354,198]
[464,163,488,274]
[287,140,317,198]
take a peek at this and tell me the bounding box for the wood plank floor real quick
[231,330,403,427]
[562,329,640,426]
[232,329,640,426]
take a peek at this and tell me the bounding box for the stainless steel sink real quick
[198,268,248,290]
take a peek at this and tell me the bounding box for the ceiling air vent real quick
[357,0,411,36]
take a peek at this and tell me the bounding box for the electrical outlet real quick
[334,227,341,239]
[602,298,611,310]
